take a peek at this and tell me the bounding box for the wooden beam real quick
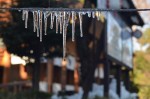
[116,65,121,97]
[47,59,53,93]
[61,60,67,91]
[104,58,110,97]
[124,69,130,91]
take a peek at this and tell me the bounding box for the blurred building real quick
[95,0,144,97]
[0,0,13,23]
[0,0,144,98]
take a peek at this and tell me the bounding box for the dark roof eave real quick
[119,0,144,26]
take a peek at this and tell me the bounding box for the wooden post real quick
[32,58,40,91]
[124,69,130,91]
[3,67,9,84]
[104,58,110,97]
[103,15,109,97]
[47,59,53,93]
[74,61,79,93]
[0,66,4,83]
[61,60,67,91]
[32,43,42,91]
[116,65,121,97]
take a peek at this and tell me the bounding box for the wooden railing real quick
[0,81,32,93]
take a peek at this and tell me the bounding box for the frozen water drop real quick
[22,10,29,28]
[62,11,71,59]
[71,11,76,42]
[50,12,55,29]
[96,11,99,21]
[55,12,59,34]
[66,12,70,26]
[87,11,91,17]
[25,10,29,28]
[22,10,25,21]
[82,12,86,15]
[60,12,63,34]
[44,11,49,35]
[92,11,95,18]
[63,11,67,59]
[33,11,36,32]
[32,11,40,37]
[79,12,83,37]
[96,11,101,21]
[98,11,101,21]
[36,11,39,37]
[38,11,43,42]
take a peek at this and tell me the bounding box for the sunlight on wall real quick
[0,49,11,67]
[11,54,26,65]
[20,65,28,80]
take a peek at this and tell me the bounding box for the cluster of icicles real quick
[22,10,101,59]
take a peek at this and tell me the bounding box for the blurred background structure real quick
[0,0,150,99]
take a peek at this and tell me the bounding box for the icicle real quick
[66,12,70,26]
[50,12,55,29]
[57,12,61,34]
[60,12,63,34]
[33,11,36,32]
[63,11,67,60]
[22,10,28,28]
[82,12,86,15]
[44,11,49,35]
[96,11,101,21]
[35,11,39,37]
[87,11,91,17]
[18,10,21,12]
[71,11,76,42]
[63,11,66,41]
[38,11,43,42]
[25,10,29,28]
[55,12,59,34]
[22,10,26,21]
[50,12,53,29]
[62,11,71,60]
[79,12,83,37]
[92,11,95,18]
[98,11,101,21]
[32,11,39,37]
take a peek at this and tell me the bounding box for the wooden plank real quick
[47,59,53,93]
[74,61,79,92]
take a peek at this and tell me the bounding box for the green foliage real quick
[138,86,150,99]
[132,27,150,99]
[129,81,139,93]
[139,28,150,45]
[133,51,150,99]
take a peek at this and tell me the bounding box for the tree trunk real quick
[32,42,42,91]
[76,17,106,99]
[32,56,40,91]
